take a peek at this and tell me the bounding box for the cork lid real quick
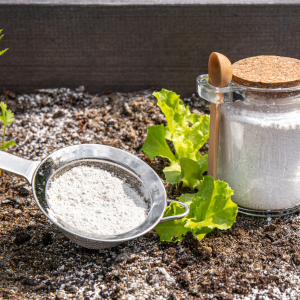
[232,56,300,89]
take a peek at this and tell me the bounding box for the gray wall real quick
[0,3,300,96]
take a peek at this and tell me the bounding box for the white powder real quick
[46,165,149,235]
[218,103,300,210]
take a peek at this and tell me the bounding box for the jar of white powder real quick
[197,55,300,217]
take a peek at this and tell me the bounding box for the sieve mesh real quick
[45,159,151,249]
[46,159,148,199]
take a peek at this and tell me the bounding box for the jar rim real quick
[196,74,300,94]
[233,80,300,93]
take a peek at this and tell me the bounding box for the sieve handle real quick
[0,151,40,184]
[159,200,190,223]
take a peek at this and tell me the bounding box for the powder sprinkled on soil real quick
[2,89,300,299]
[46,165,149,235]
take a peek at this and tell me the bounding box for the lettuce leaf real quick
[154,89,210,161]
[163,163,181,185]
[178,155,208,189]
[156,176,238,242]
[185,177,236,232]
[155,201,188,242]
[141,124,176,162]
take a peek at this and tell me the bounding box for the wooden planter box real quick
[0,0,300,96]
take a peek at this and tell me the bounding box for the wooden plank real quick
[1,0,300,4]
[0,4,300,95]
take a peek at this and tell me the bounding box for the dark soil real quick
[1,87,300,299]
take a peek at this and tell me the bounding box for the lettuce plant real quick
[141,89,210,188]
[141,89,238,242]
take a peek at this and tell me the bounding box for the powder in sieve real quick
[46,165,150,235]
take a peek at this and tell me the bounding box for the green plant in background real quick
[0,30,13,151]
[141,89,238,242]
[0,102,15,150]
[0,29,8,56]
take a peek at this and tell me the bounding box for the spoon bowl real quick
[208,52,232,88]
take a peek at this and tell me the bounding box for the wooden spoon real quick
[207,52,232,179]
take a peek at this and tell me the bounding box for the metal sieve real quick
[0,144,189,249]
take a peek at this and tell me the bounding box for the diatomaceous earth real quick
[46,165,149,235]
[218,103,300,210]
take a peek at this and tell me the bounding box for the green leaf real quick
[178,155,208,189]
[164,126,171,140]
[163,163,181,184]
[195,227,214,241]
[0,48,8,56]
[197,175,215,201]
[177,193,197,206]
[197,154,208,176]
[172,114,210,160]
[154,89,188,137]
[141,124,175,162]
[155,201,188,242]
[0,102,14,126]
[0,102,7,123]
[178,157,203,188]
[152,89,210,161]
[0,29,8,56]
[156,176,238,242]
[194,180,235,224]
[184,114,210,155]
[185,178,237,238]
[4,109,14,126]
[188,195,206,219]
[2,140,15,150]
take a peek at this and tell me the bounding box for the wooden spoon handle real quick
[207,52,231,180]
[208,102,221,179]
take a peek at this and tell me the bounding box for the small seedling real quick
[0,102,15,151]
[0,29,8,56]
[0,102,15,177]
[0,29,10,176]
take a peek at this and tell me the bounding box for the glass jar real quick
[197,74,300,217]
